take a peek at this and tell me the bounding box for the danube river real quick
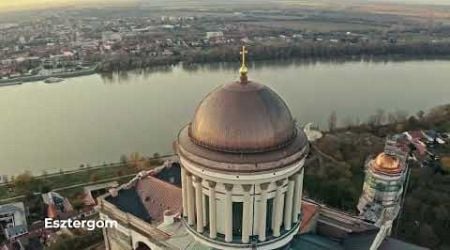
[1,59,450,176]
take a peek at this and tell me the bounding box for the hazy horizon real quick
[0,0,449,13]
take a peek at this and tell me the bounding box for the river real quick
[1,59,450,176]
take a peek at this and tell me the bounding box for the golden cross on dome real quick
[239,46,248,83]
[240,46,248,67]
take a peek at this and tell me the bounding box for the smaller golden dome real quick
[372,153,401,174]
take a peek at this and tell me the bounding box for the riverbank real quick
[3,53,450,86]
[0,66,96,86]
[97,42,450,73]
[0,154,175,203]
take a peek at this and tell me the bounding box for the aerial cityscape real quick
[0,1,449,250]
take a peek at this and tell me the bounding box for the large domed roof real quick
[188,80,297,153]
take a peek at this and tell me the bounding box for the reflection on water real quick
[100,57,445,84]
[1,59,450,176]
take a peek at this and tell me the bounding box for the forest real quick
[304,104,450,249]
[96,41,450,72]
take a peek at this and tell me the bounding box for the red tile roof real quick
[47,204,58,219]
[409,131,424,140]
[135,175,182,223]
[300,201,320,234]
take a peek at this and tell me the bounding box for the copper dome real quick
[189,80,297,153]
[372,153,402,174]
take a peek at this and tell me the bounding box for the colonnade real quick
[180,167,304,243]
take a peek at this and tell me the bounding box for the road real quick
[0,155,178,204]
[0,154,177,187]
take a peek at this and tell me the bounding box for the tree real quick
[342,117,355,129]
[418,223,440,248]
[120,154,128,165]
[407,116,420,130]
[90,174,99,182]
[374,109,386,125]
[13,171,36,194]
[40,185,51,194]
[129,152,141,169]
[72,197,85,212]
[47,230,103,250]
[394,110,408,122]
[416,110,425,120]
[328,111,337,132]
[387,112,397,123]
[0,231,6,244]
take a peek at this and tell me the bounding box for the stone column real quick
[181,167,188,217]
[272,180,285,237]
[292,169,304,223]
[203,193,207,227]
[242,184,252,243]
[186,173,195,226]
[194,177,204,233]
[208,181,217,239]
[249,185,255,235]
[284,177,295,230]
[258,183,270,242]
[298,168,304,212]
[224,184,234,243]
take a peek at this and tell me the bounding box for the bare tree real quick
[328,111,337,132]
[387,112,397,124]
[343,117,355,128]
[395,110,409,122]
[416,110,425,120]
[367,114,377,126]
[375,109,386,125]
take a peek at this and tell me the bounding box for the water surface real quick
[1,60,450,176]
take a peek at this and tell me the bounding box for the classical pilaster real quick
[258,183,270,242]
[224,184,234,243]
[242,184,252,243]
[292,169,304,223]
[284,177,295,230]
[194,177,204,233]
[208,181,217,239]
[186,173,195,225]
[273,180,285,237]
[181,167,188,216]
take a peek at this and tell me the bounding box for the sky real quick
[0,0,449,12]
[362,0,450,5]
[0,0,136,12]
